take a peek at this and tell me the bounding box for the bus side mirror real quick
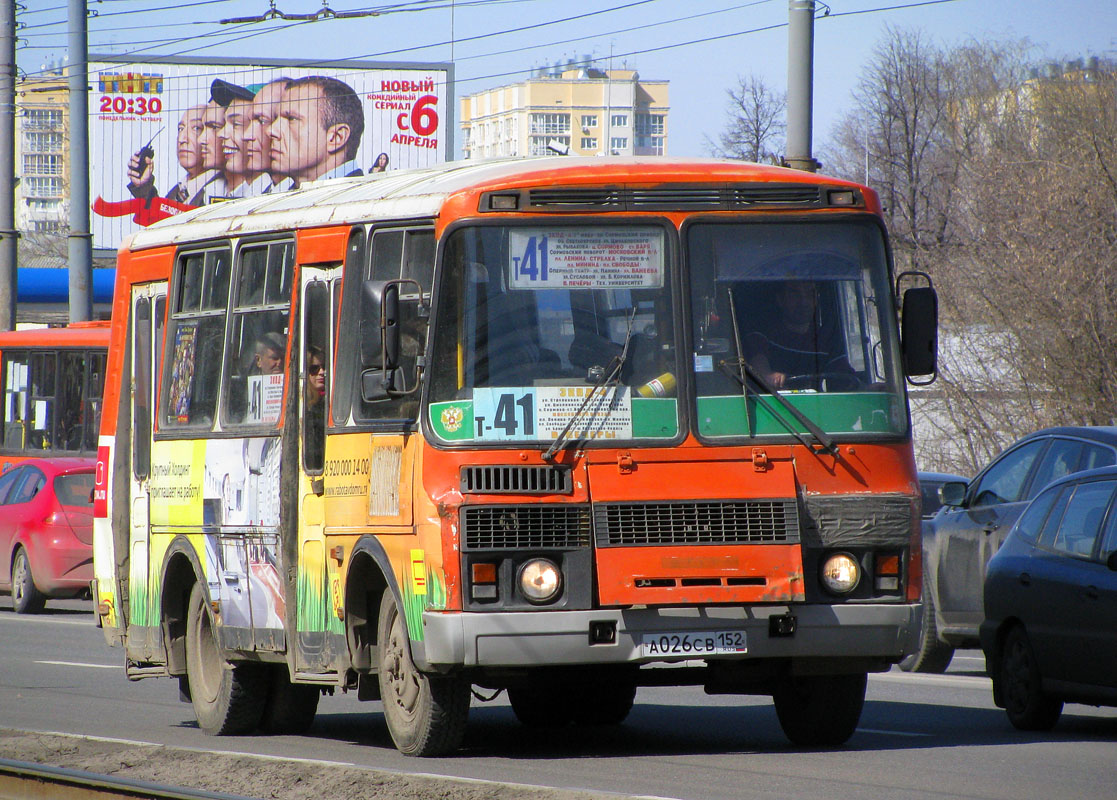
[900,285,938,379]
[359,280,401,402]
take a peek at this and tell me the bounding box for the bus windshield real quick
[428,223,680,445]
[688,218,906,438]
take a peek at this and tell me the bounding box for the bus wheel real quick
[12,548,46,614]
[571,676,637,726]
[185,582,266,735]
[773,672,866,747]
[377,588,469,756]
[259,665,320,735]
[508,682,575,728]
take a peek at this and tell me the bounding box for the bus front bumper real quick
[417,602,920,671]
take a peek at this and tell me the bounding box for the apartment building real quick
[460,62,668,160]
[17,67,69,235]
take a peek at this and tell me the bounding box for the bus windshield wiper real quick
[542,308,636,463]
[722,287,837,455]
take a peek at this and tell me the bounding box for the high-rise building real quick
[16,66,69,235]
[460,63,668,160]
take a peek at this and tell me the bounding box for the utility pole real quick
[68,0,91,322]
[784,0,820,172]
[0,0,17,330]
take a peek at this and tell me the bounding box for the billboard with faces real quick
[89,55,452,251]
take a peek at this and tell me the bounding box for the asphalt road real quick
[2,597,1115,800]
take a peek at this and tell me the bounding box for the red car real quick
[0,457,95,613]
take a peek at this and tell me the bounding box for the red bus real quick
[0,321,110,471]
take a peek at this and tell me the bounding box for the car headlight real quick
[820,552,860,595]
[519,558,562,604]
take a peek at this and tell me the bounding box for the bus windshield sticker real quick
[471,385,633,441]
[507,229,664,290]
[244,374,284,425]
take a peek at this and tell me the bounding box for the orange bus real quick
[0,321,110,471]
[93,157,937,756]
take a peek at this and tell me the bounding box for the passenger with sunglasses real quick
[304,346,327,469]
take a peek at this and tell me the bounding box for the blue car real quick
[980,465,1117,730]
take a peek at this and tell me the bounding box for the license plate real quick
[639,631,748,657]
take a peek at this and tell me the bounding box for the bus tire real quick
[773,672,866,747]
[12,548,46,614]
[259,665,320,735]
[185,582,267,735]
[508,682,575,728]
[377,587,469,756]
[900,592,954,673]
[571,676,637,726]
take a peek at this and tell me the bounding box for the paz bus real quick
[0,321,110,471]
[92,157,938,756]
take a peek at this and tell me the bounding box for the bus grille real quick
[594,500,800,546]
[460,465,572,495]
[461,504,592,550]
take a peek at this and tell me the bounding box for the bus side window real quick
[161,249,231,429]
[350,227,432,424]
[302,282,330,473]
[29,352,56,450]
[2,354,29,451]
[222,241,294,427]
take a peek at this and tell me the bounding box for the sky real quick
[19,0,1117,162]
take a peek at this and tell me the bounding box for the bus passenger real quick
[254,332,286,375]
[304,346,326,469]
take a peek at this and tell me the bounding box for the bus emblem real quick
[441,406,464,433]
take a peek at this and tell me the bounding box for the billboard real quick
[89,55,453,251]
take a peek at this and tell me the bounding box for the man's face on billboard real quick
[268,83,328,182]
[218,97,254,176]
[176,105,207,174]
[198,102,226,171]
[244,81,285,174]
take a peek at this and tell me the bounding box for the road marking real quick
[0,613,95,627]
[35,660,118,669]
[872,671,990,689]
[858,727,934,737]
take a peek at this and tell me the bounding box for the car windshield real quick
[427,223,679,445]
[687,218,907,438]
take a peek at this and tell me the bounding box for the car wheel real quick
[11,548,46,614]
[377,587,469,756]
[773,673,866,747]
[185,582,267,735]
[999,625,1062,731]
[258,664,320,735]
[900,591,955,673]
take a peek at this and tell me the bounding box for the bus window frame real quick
[219,237,296,431]
[679,211,909,447]
[421,214,686,452]
[336,220,435,433]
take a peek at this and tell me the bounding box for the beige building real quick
[16,66,69,235]
[461,63,668,160]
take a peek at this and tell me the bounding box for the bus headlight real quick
[519,559,562,604]
[820,553,860,595]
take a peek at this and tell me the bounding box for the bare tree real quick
[825,29,1117,473]
[705,74,785,163]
